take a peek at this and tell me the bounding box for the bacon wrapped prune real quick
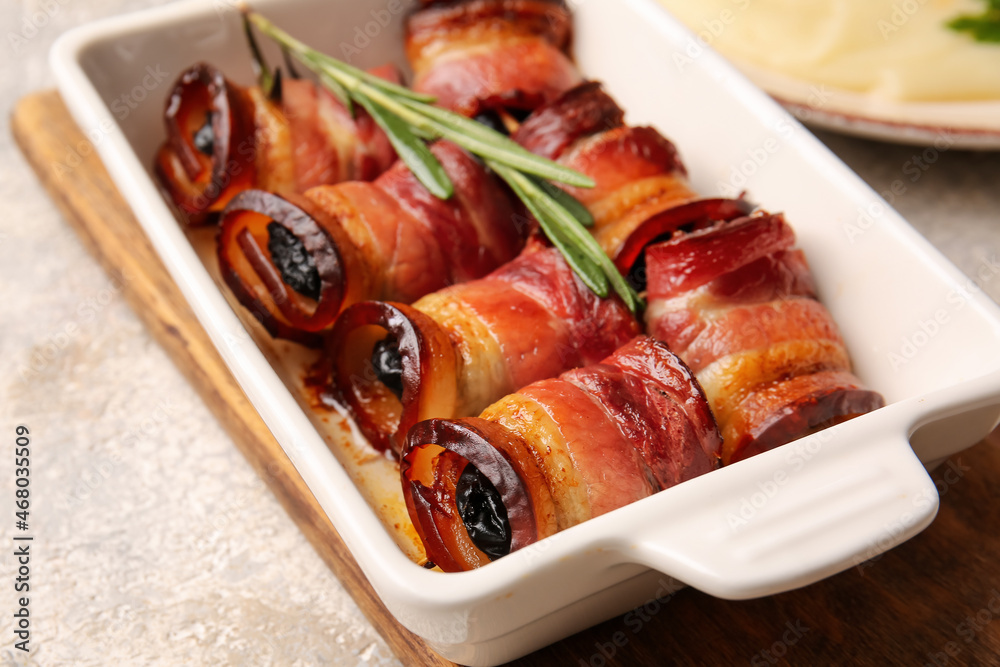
[218,140,524,345]
[155,62,399,224]
[324,242,640,454]
[400,336,721,571]
[643,213,885,464]
[406,0,581,117]
[512,82,721,265]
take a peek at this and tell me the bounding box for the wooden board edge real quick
[11,89,454,667]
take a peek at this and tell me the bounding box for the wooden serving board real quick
[14,90,1000,667]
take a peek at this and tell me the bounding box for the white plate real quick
[738,61,1000,150]
[51,0,1000,664]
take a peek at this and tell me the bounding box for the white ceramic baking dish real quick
[51,0,1000,664]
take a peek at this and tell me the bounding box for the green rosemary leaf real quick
[444,126,595,186]
[502,166,608,296]
[503,167,642,312]
[242,11,274,96]
[243,10,630,307]
[542,220,609,297]
[408,101,595,187]
[348,81,441,137]
[531,176,594,228]
[248,14,436,101]
[354,92,454,199]
[605,256,643,313]
[318,71,353,115]
[281,45,301,79]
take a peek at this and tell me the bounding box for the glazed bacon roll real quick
[400,336,722,571]
[218,140,523,346]
[325,242,640,454]
[644,212,885,465]
[155,62,399,224]
[511,82,750,266]
[406,0,581,116]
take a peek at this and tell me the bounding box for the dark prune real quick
[266,222,321,300]
[370,335,404,400]
[455,464,511,561]
[473,110,509,136]
[193,111,215,156]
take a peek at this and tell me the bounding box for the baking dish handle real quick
[619,416,939,599]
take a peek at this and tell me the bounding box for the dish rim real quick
[734,60,1000,150]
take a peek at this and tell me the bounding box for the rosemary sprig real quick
[353,91,453,198]
[491,162,640,313]
[242,10,275,97]
[244,10,642,312]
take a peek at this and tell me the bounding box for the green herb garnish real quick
[242,10,642,313]
[242,9,275,97]
[947,0,1000,43]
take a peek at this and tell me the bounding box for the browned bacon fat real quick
[217,141,523,346]
[400,336,721,571]
[406,0,581,116]
[324,241,640,454]
[155,63,399,224]
[644,213,884,465]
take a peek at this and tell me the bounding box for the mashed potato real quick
[658,0,1000,101]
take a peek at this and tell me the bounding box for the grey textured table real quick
[1,1,399,665]
[1,2,998,666]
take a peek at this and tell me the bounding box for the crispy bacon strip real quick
[644,213,884,464]
[155,63,398,224]
[512,82,730,267]
[217,141,524,344]
[400,336,721,571]
[406,0,581,116]
[324,242,640,454]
